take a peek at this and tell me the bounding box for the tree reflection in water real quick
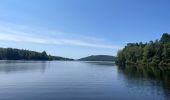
[118,65,170,99]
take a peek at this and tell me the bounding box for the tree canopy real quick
[0,48,73,61]
[78,55,116,61]
[116,33,170,68]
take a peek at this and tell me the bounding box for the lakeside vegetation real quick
[116,33,170,68]
[78,55,116,61]
[0,48,73,61]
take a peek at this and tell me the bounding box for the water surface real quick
[0,61,169,100]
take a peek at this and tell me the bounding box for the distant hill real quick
[0,47,74,61]
[78,55,116,61]
[49,55,74,61]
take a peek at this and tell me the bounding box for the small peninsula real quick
[0,48,73,61]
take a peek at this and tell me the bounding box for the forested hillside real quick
[116,33,170,67]
[0,48,73,61]
[79,55,116,61]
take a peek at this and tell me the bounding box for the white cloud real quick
[0,33,47,43]
[60,39,121,49]
[0,22,122,49]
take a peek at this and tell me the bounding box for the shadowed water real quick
[0,61,169,100]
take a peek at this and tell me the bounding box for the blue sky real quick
[0,0,170,59]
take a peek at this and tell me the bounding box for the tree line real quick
[0,48,73,61]
[78,55,116,61]
[116,33,170,68]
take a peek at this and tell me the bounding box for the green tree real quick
[116,33,170,68]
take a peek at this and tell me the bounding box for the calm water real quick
[0,61,169,100]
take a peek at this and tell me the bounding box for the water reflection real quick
[83,61,115,66]
[118,65,170,99]
[0,60,48,73]
[0,61,169,100]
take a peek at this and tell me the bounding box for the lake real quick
[0,61,169,100]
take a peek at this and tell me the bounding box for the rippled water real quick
[0,61,169,100]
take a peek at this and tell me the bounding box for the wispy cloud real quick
[60,39,120,49]
[0,22,122,49]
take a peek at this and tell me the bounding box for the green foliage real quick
[79,55,116,61]
[0,48,73,61]
[116,33,170,67]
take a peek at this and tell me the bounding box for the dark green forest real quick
[116,33,170,68]
[0,48,73,61]
[78,55,116,61]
